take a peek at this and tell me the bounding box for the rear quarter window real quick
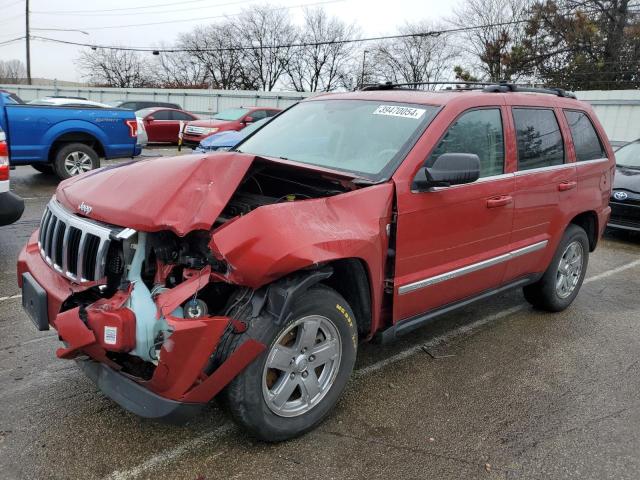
[513,108,565,171]
[564,110,606,161]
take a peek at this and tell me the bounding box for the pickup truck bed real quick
[0,90,141,179]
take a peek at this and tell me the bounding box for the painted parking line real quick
[102,259,640,480]
[0,294,21,303]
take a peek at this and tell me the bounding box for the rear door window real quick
[428,108,505,178]
[564,110,606,161]
[513,108,564,170]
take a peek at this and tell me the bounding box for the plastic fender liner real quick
[263,267,333,325]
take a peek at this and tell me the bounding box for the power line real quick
[32,0,257,17]
[31,20,537,53]
[29,10,640,55]
[0,35,25,46]
[32,0,344,30]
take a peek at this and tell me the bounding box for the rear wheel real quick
[31,164,54,175]
[53,143,100,179]
[523,224,589,312]
[216,285,357,442]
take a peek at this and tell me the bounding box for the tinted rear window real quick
[513,108,564,170]
[564,110,606,161]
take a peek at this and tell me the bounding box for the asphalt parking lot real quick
[1,150,640,480]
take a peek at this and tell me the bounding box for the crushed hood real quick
[55,153,254,235]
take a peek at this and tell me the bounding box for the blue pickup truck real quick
[0,90,142,179]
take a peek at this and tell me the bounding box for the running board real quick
[375,276,539,344]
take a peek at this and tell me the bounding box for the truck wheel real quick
[523,224,589,312]
[53,143,100,179]
[216,284,357,442]
[31,164,54,175]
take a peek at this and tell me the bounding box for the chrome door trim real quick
[514,163,575,176]
[397,240,549,295]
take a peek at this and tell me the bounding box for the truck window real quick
[513,108,564,170]
[564,110,606,162]
[428,108,504,178]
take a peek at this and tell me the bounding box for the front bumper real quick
[18,231,266,420]
[0,190,25,226]
[608,200,640,231]
[77,359,203,422]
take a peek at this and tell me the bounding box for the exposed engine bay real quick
[61,162,358,378]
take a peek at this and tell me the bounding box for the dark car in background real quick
[609,139,640,231]
[136,107,199,144]
[193,117,270,153]
[182,106,280,147]
[113,100,182,111]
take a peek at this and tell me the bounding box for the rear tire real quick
[31,164,54,175]
[53,143,100,180]
[215,284,358,442]
[523,224,589,312]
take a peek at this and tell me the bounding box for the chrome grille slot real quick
[38,199,131,283]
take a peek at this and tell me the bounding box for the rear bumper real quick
[77,359,203,422]
[0,190,24,226]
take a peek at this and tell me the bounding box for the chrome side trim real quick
[514,163,574,176]
[398,240,549,295]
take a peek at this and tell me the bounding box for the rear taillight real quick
[124,119,138,138]
[0,132,8,181]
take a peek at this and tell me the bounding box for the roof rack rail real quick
[359,81,577,99]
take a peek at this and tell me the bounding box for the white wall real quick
[575,90,640,145]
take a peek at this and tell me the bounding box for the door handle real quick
[486,195,513,208]
[558,181,577,191]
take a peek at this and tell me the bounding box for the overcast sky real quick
[0,0,461,83]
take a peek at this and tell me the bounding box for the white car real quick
[28,97,112,108]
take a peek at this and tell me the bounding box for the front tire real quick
[523,224,589,312]
[218,285,358,442]
[53,143,100,180]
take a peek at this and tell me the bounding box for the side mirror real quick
[244,116,254,124]
[146,116,155,122]
[412,153,481,191]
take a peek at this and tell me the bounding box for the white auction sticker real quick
[373,105,426,119]
[104,326,118,345]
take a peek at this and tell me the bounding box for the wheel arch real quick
[47,131,106,164]
[569,210,598,251]
[257,258,374,341]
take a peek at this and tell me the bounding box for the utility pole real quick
[25,0,31,85]
[360,50,369,88]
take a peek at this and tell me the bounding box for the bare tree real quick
[0,59,26,84]
[176,22,246,89]
[151,43,210,88]
[286,8,360,92]
[236,4,297,91]
[451,0,533,81]
[76,48,151,87]
[371,22,459,88]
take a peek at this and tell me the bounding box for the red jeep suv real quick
[18,84,614,441]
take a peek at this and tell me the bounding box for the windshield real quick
[213,108,249,121]
[616,141,640,169]
[236,100,438,179]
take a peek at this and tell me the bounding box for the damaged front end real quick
[17,152,393,420]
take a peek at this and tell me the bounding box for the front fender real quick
[210,183,394,333]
